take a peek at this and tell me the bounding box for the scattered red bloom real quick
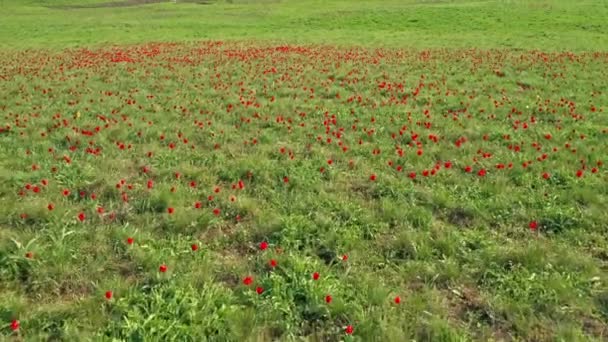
[312,272,320,281]
[243,276,253,286]
[260,241,268,251]
[345,325,354,335]
[529,221,538,231]
[159,264,167,273]
[256,286,264,295]
[105,291,113,300]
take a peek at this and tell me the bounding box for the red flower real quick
[78,212,86,222]
[194,201,202,209]
[478,169,487,177]
[62,189,70,196]
[243,276,253,286]
[369,174,377,181]
[342,254,348,262]
[105,291,113,300]
[444,161,452,169]
[256,286,264,295]
[576,170,584,178]
[159,264,167,273]
[283,176,289,183]
[325,294,332,303]
[464,166,473,173]
[312,272,320,281]
[47,203,55,211]
[345,325,354,335]
[127,237,134,245]
[542,172,550,180]
[408,172,416,179]
[213,208,221,216]
[529,221,538,231]
[25,252,33,259]
[259,241,268,251]
[167,207,174,214]
[394,296,401,304]
[269,259,277,268]
[191,244,199,251]
[10,319,19,331]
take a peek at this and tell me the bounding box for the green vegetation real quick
[1,0,608,50]
[1,0,607,341]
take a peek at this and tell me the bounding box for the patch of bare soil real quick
[52,0,210,9]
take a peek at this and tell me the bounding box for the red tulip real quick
[345,325,354,335]
[529,221,538,231]
[10,319,19,331]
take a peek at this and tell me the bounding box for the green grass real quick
[1,0,608,50]
[1,0,608,341]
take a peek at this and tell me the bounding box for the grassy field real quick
[2,0,608,50]
[1,0,608,341]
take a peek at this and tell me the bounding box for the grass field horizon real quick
[2,0,608,51]
[1,0,607,341]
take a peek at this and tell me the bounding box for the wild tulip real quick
[529,221,538,231]
[10,320,19,331]
[345,325,354,335]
